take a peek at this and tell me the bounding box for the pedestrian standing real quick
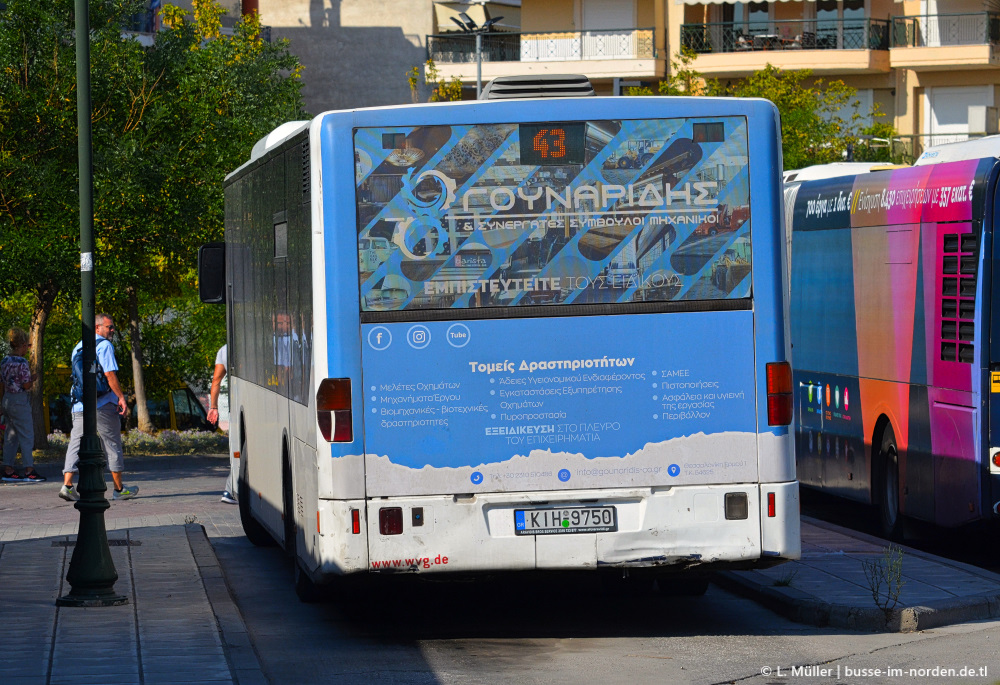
[207,344,236,504]
[1,327,45,482]
[59,313,139,501]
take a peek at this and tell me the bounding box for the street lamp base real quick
[56,592,129,607]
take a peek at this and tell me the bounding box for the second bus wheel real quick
[238,425,277,548]
[876,424,904,541]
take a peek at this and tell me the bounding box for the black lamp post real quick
[450,12,503,98]
[56,0,127,608]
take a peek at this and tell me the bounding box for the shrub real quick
[47,429,228,456]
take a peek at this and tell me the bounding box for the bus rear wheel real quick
[238,427,276,547]
[876,425,904,541]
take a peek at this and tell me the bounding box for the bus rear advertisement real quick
[206,91,799,598]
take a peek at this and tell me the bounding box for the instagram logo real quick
[407,325,431,349]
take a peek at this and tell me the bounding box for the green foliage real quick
[625,55,897,170]
[0,0,306,413]
[625,48,703,97]
[853,121,900,164]
[406,65,420,103]
[424,59,464,102]
[48,427,229,455]
[705,65,872,170]
[862,543,906,618]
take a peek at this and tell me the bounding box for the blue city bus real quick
[200,80,799,599]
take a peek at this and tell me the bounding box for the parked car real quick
[46,386,214,434]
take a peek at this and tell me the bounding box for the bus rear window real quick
[354,117,751,313]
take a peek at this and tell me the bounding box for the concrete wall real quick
[522,0,575,32]
[255,0,435,114]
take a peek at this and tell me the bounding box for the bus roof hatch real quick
[479,74,595,100]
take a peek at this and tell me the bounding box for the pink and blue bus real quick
[787,143,1000,537]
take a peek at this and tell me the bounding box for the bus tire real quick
[876,424,904,541]
[281,443,295,555]
[238,424,276,548]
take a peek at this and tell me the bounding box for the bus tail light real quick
[379,507,403,535]
[317,378,353,442]
[767,492,776,517]
[351,509,361,535]
[766,362,793,426]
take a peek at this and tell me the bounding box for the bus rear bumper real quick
[320,482,801,576]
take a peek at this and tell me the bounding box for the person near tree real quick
[60,313,139,501]
[1,327,45,482]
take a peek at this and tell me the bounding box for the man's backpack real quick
[70,341,112,404]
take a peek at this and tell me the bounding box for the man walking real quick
[59,313,139,502]
[207,344,236,504]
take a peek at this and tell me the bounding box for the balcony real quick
[682,18,890,76]
[890,13,1000,70]
[427,28,662,83]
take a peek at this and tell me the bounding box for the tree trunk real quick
[28,280,58,448]
[128,285,154,433]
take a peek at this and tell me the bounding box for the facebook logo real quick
[367,326,392,350]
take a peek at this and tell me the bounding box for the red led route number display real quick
[518,123,586,165]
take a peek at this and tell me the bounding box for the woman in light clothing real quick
[1,327,45,482]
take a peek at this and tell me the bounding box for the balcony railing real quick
[891,13,1000,47]
[877,133,989,163]
[427,28,655,64]
[682,18,889,54]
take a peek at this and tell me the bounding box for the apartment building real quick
[253,0,436,113]
[429,0,1000,158]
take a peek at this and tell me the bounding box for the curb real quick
[716,563,1000,633]
[185,523,269,685]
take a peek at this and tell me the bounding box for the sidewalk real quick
[717,516,1000,632]
[0,522,265,685]
[0,456,258,684]
[4,462,1000,685]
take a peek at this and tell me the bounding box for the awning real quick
[675,0,809,4]
[434,3,490,32]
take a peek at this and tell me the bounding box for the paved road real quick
[5,456,999,684]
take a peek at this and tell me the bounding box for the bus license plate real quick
[514,507,617,536]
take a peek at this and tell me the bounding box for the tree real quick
[0,0,150,445]
[407,59,463,103]
[625,47,704,97]
[91,0,305,430]
[625,54,896,170]
[706,65,883,170]
[0,0,306,435]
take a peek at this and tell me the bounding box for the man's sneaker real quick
[2,470,23,483]
[220,491,237,505]
[59,485,80,502]
[24,471,47,483]
[112,484,139,500]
